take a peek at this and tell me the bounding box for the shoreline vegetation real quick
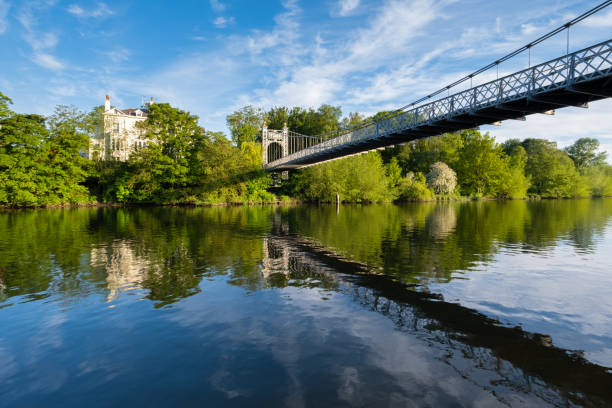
[2,90,611,209]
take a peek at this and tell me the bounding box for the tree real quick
[398,172,433,200]
[340,112,365,129]
[0,114,49,205]
[0,91,12,119]
[386,157,402,194]
[44,105,92,203]
[426,162,457,195]
[397,132,463,175]
[565,138,607,170]
[0,104,91,206]
[125,103,205,202]
[522,138,584,197]
[291,152,393,202]
[226,106,264,147]
[453,130,508,196]
[261,104,342,137]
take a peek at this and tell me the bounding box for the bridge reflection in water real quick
[261,230,612,407]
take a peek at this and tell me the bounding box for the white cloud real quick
[0,0,10,35]
[346,0,445,65]
[66,4,82,15]
[67,2,113,18]
[583,9,612,28]
[213,16,234,28]
[244,0,446,110]
[209,0,226,13]
[25,31,58,51]
[241,0,301,57]
[33,52,64,70]
[101,47,130,64]
[17,1,65,71]
[333,0,359,17]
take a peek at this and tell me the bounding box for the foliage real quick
[452,130,511,196]
[1,90,610,207]
[583,165,612,197]
[289,152,394,203]
[394,132,463,175]
[265,104,343,137]
[0,91,12,119]
[426,162,457,195]
[521,138,585,197]
[398,172,434,200]
[0,104,91,206]
[226,105,264,147]
[565,137,607,170]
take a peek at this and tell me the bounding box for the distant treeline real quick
[1,90,610,207]
[228,104,612,202]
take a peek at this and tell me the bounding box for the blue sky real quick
[0,0,611,154]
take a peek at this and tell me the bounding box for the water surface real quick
[1,200,612,407]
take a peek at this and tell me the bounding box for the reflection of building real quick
[90,242,151,301]
[89,95,154,161]
[427,204,457,239]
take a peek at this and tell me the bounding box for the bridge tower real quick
[262,122,288,164]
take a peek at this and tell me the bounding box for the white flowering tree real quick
[426,162,457,195]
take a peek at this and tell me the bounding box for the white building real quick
[89,95,154,161]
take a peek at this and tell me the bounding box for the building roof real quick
[120,108,147,117]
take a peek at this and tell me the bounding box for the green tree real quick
[262,104,342,136]
[340,112,365,129]
[565,137,607,170]
[0,91,12,119]
[453,130,509,197]
[522,138,585,197]
[398,172,434,200]
[397,133,463,175]
[125,103,205,202]
[0,114,49,205]
[44,105,92,203]
[227,105,264,147]
[291,152,393,203]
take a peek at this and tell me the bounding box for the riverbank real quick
[3,194,610,210]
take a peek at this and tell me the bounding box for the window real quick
[113,122,119,132]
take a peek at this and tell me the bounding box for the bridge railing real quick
[265,39,612,169]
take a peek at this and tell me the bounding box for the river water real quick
[1,200,611,407]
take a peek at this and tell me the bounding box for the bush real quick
[426,162,457,195]
[398,172,434,201]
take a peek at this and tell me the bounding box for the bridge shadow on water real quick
[262,230,612,407]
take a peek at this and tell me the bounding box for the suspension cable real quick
[308,0,612,140]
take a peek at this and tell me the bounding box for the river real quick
[1,199,611,407]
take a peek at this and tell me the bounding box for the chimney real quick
[104,95,110,112]
[149,96,154,105]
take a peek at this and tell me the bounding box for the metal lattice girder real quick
[264,39,612,171]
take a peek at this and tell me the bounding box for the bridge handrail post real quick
[568,53,576,86]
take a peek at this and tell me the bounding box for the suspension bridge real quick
[262,2,612,172]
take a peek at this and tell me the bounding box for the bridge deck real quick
[264,39,612,171]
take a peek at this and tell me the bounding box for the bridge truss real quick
[264,39,612,171]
